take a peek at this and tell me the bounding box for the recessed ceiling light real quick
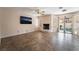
[59,7,63,9]
[62,9,67,12]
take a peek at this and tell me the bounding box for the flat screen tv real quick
[20,16,32,24]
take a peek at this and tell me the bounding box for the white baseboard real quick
[0,29,53,39]
[1,30,36,38]
[42,29,53,32]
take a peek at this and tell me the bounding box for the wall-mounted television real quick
[20,16,32,24]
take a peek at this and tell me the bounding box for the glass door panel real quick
[64,16,72,33]
[58,16,72,34]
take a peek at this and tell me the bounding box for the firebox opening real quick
[43,24,49,30]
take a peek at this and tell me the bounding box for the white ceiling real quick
[28,7,79,15]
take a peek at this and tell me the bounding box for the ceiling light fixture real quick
[35,8,45,16]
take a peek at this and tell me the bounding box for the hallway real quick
[1,31,79,51]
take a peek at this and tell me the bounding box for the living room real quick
[0,7,79,51]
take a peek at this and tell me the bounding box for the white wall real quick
[0,8,3,43]
[0,8,38,38]
[53,15,59,32]
[72,12,79,35]
[0,9,1,38]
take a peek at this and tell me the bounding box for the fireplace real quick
[43,24,49,30]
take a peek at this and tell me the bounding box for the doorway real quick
[58,15,72,34]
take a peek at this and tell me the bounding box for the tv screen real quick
[20,16,32,24]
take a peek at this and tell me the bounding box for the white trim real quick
[1,30,36,38]
[42,29,53,32]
